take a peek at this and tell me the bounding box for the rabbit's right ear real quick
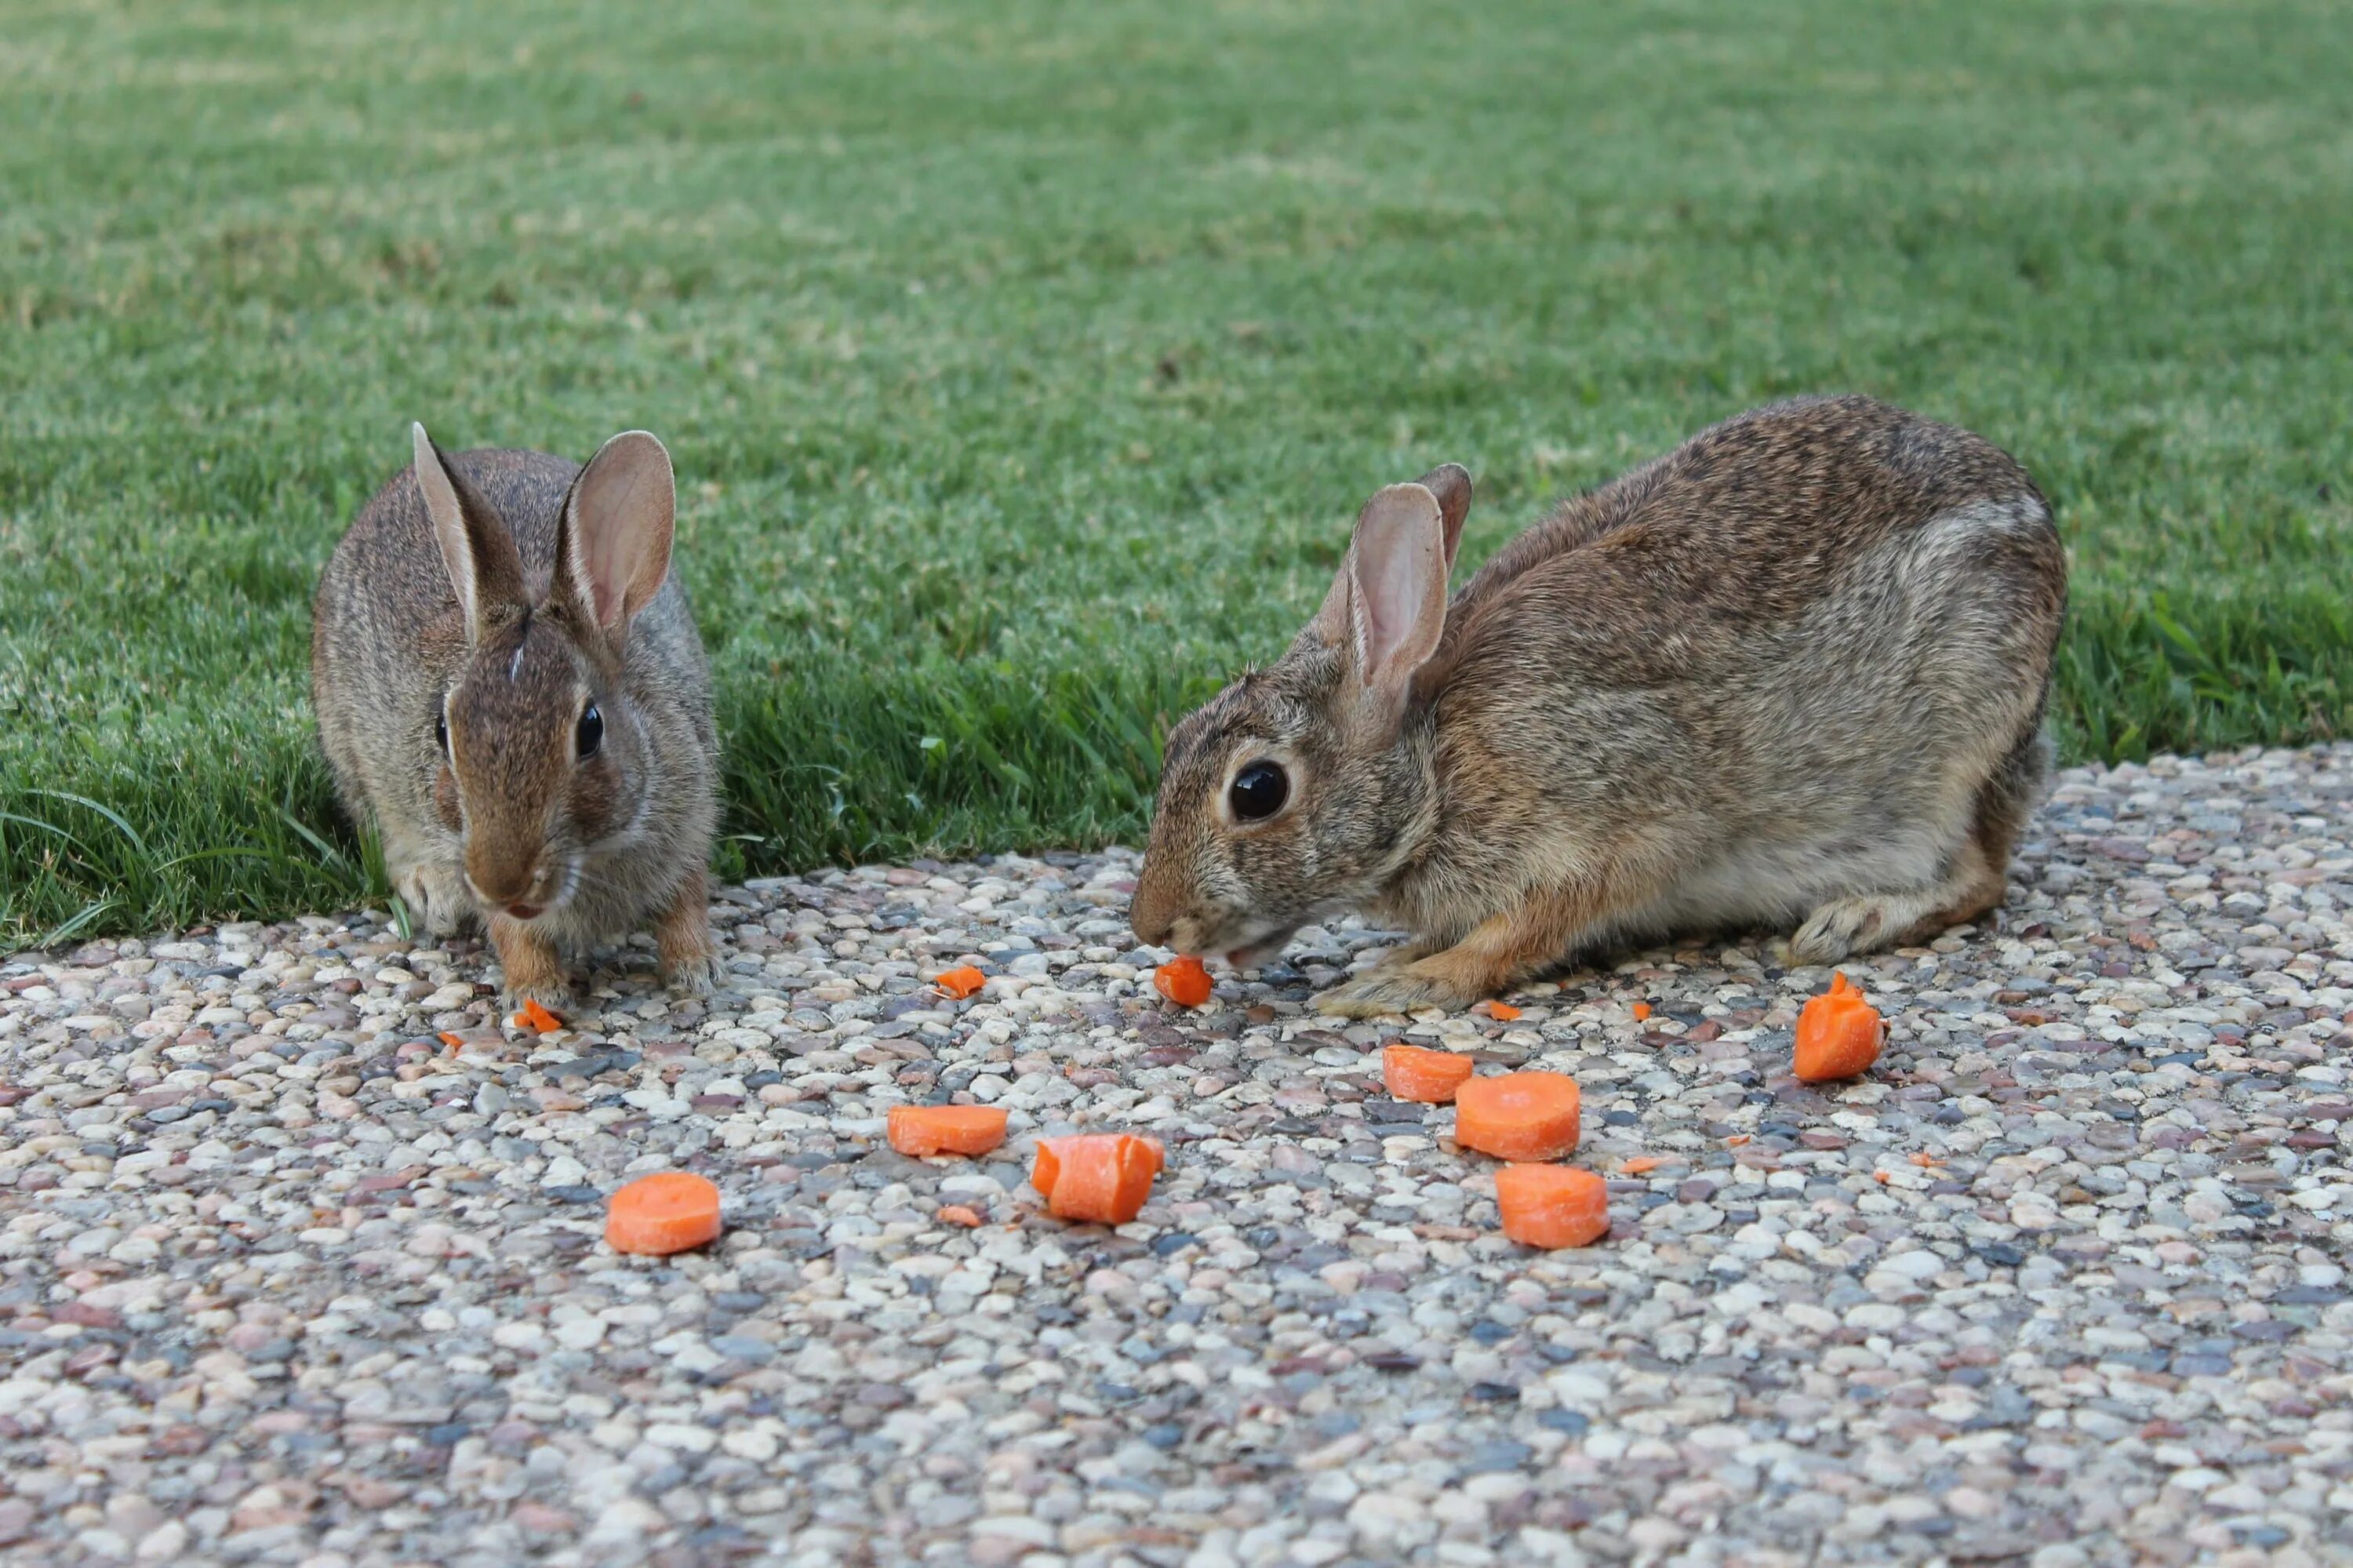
[1310,481,1452,732]
[413,424,525,642]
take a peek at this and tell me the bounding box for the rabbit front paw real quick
[395,861,475,939]
[1315,962,1486,1020]
[661,952,728,999]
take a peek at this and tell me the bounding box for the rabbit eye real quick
[576,704,603,760]
[434,708,449,756]
[1228,759,1289,822]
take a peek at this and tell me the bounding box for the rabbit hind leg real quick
[1791,723,2048,962]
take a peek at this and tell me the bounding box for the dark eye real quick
[576,703,603,759]
[434,708,449,756]
[1228,759,1289,821]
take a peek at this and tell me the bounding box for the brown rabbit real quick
[1130,395,2068,1017]
[311,425,722,1011]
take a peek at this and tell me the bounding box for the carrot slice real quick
[1453,1071,1582,1161]
[1154,955,1213,1008]
[1495,1165,1609,1248]
[1382,1044,1476,1103]
[933,966,988,999]
[1620,1155,1663,1175]
[604,1172,722,1255]
[1029,1133,1159,1224]
[936,1204,983,1228]
[887,1104,1009,1158]
[512,999,563,1033]
[1484,1001,1522,1022]
[1794,971,1886,1082]
[1631,1001,1652,1022]
[438,1031,466,1050]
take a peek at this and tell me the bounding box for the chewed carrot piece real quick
[604,1172,722,1256]
[1030,1133,1160,1224]
[1632,1001,1652,1022]
[1154,955,1213,1008]
[1483,1001,1522,1022]
[937,1205,983,1228]
[1382,1044,1476,1104]
[1453,1071,1582,1162]
[1495,1165,1610,1248]
[1795,972,1886,1082]
[933,966,988,999]
[1620,1155,1663,1175]
[887,1104,1009,1158]
[438,1031,466,1050]
[511,999,563,1033]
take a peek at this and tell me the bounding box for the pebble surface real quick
[4,744,2352,1568]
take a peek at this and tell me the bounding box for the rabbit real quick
[1129,395,2068,1018]
[311,424,722,1012]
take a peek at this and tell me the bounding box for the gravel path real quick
[5,744,2352,1568]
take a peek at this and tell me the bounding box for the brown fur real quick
[1130,396,2068,1017]
[311,431,722,1009]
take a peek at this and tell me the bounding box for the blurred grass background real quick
[3,0,2348,943]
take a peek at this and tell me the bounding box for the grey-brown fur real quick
[311,429,720,1009]
[1130,395,2068,1017]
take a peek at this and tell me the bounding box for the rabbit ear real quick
[553,431,675,642]
[1309,481,1449,727]
[1415,463,1473,574]
[415,423,524,642]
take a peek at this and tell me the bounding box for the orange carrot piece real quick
[604,1172,722,1256]
[1495,1164,1610,1248]
[1631,1001,1652,1022]
[1794,972,1886,1082]
[933,966,988,999]
[511,999,563,1033]
[1484,1001,1522,1021]
[438,1031,466,1050]
[887,1104,1009,1158]
[1030,1133,1159,1224]
[936,1204,983,1228]
[1382,1044,1477,1103]
[1453,1071,1582,1161]
[1620,1155,1663,1175]
[1154,955,1213,1008]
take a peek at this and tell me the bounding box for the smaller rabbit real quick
[1129,396,2068,1017]
[311,425,722,1011]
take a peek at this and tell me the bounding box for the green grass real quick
[4,0,2349,944]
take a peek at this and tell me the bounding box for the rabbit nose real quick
[1128,876,1177,948]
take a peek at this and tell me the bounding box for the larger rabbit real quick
[1129,396,2068,1017]
[312,425,721,1011]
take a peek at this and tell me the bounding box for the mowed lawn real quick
[3,0,2349,943]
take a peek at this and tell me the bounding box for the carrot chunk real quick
[1484,1001,1522,1022]
[1495,1165,1610,1248]
[936,1204,983,1228]
[1631,1001,1652,1022]
[604,1172,722,1256]
[1382,1044,1476,1103]
[1029,1133,1159,1224]
[933,965,988,999]
[887,1104,1009,1158]
[1620,1155,1663,1175]
[1453,1071,1582,1161]
[1154,955,1213,1008]
[1794,972,1886,1082]
[512,999,563,1033]
[438,1031,466,1050]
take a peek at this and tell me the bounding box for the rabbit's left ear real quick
[1309,479,1453,733]
[415,423,526,642]
[1415,463,1473,575]
[554,431,675,645]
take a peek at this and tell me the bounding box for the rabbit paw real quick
[1790,894,1913,964]
[1315,962,1484,1019]
[395,862,475,938]
[662,952,728,999]
[500,980,577,1020]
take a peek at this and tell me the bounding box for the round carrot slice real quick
[887,1104,1009,1158]
[1041,1133,1158,1225]
[1031,1132,1166,1200]
[1382,1044,1476,1104]
[1495,1164,1609,1248]
[1795,972,1886,1082]
[1154,955,1213,1008]
[604,1172,722,1256]
[1453,1070,1582,1161]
